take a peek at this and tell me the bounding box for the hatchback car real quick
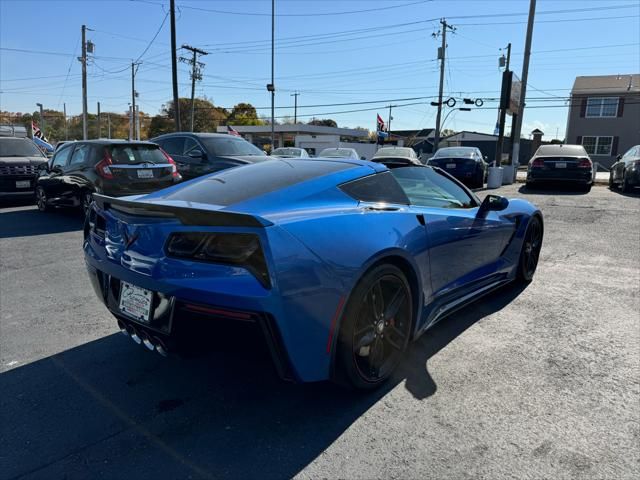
[318,147,363,160]
[151,132,271,180]
[526,144,593,192]
[271,147,310,159]
[609,145,640,192]
[0,137,47,201]
[35,140,181,214]
[427,147,487,188]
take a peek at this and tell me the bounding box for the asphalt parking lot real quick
[1,184,639,480]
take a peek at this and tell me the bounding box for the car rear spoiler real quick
[92,194,272,228]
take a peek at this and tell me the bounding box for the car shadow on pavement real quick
[0,283,527,479]
[0,206,83,239]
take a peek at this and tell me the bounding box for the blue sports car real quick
[83,158,543,389]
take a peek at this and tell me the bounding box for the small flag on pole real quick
[376,114,386,133]
[227,125,241,137]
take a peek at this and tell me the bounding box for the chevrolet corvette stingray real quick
[83,158,543,389]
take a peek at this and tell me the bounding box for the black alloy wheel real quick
[336,264,412,389]
[518,216,543,282]
[36,186,49,212]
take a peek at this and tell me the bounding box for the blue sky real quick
[1,0,639,139]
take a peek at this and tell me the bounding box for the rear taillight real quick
[530,158,544,168]
[160,148,180,178]
[95,150,114,179]
[577,158,592,169]
[165,232,270,288]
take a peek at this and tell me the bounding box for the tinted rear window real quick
[108,144,167,164]
[161,159,355,206]
[0,138,43,157]
[433,148,475,158]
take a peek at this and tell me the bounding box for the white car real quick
[371,146,421,166]
[271,147,310,159]
[318,147,362,160]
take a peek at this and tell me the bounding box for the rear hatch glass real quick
[107,144,173,182]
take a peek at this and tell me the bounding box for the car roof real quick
[65,139,158,146]
[535,144,588,156]
[151,132,238,140]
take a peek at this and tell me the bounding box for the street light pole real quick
[81,24,88,140]
[291,91,299,124]
[440,107,471,134]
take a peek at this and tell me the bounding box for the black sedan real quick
[35,140,181,214]
[426,147,487,188]
[526,144,593,192]
[150,132,271,180]
[609,145,640,193]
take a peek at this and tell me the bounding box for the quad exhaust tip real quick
[119,320,169,356]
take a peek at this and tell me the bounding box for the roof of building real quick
[215,124,369,137]
[571,74,640,95]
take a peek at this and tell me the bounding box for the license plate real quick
[137,169,154,179]
[446,163,456,169]
[15,180,31,188]
[119,282,153,323]
[555,162,567,169]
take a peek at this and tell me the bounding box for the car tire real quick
[621,172,631,193]
[517,216,543,283]
[583,184,592,193]
[35,186,50,212]
[81,190,93,216]
[608,172,615,189]
[334,263,413,390]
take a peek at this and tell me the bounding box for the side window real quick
[340,172,410,204]
[69,144,91,166]
[391,166,477,209]
[161,137,185,156]
[52,146,73,168]
[183,138,200,155]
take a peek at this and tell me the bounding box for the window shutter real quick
[617,97,625,117]
[576,135,582,145]
[612,137,619,156]
[579,98,587,117]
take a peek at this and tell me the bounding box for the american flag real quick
[31,121,49,143]
[227,125,241,137]
[376,114,386,132]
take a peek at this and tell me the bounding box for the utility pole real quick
[131,62,141,140]
[494,43,511,167]
[511,0,536,167]
[269,0,275,148]
[128,104,133,140]
[291,92,299,124]
[387,105,394,136]
[81,24,88,140]
[107,113,111,139]
[36,103,45,136]
[97,101,101,138]
[170,0,181,131]
[136,105,141,140]
[63,103,68,140]
[179,45,208,132]
[433,18,455,153]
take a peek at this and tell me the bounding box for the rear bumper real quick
[85,262,296,381]
[527,169,593,184]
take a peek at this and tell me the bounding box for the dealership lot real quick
[1,185,638,479]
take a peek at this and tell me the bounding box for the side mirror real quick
[188,149,205,159]
[616,154,622,161]
[360,156,366,160]
[51,165,63,174]
[479,194,509,214]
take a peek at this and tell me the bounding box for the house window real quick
[586,97,619,118]
[581,136,613,156]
